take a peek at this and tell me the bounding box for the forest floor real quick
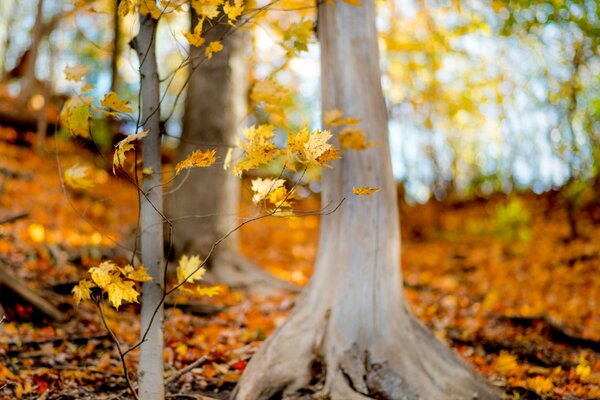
[0,128,599,399]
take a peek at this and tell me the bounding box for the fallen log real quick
[0,256,67,322]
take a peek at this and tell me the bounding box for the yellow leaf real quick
[268,186,294,208]
[64,165,95,190]
[62,104,91,138]
[119,265,153,282]
[323,109,343,126]
[283,19,313,52]
[303,129,333,165]
[575,356,591,381]
[343,0,361,6]
[142,167,154,176]
[494,351,518,374]
[339,128,374,151]
[191,0,223,19]
[175,149,217,175]
[352,186,381,195]
[205,41,223,59]
[28,224,45,243]
[323,108,361,126]
[113,131,149,173]
[196,285,222,297]
[224,0,244,21]
[250,80,289,122]
[139,0,163,19]
[100,92,132,114]
[64,64,88,82]
[89,261,119,290]
[175,343,188,356]
[72,279,95,304]
[232,125,277,176]
[526,376,553,394]
[177,255,206,284]
[184,22,206,47]
[251,178,285,203]
[106,279,139,309]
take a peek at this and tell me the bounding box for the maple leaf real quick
[113,131,149,173]
[196,285,222,297]
[303,129,333,165]
[62,103,91,138]
[119,265,152,282]
[89,261,119,290]
[205,41,223,59]
[323,109,343,126]
[352,186,381,195]
[184,21,205,47]
[323,108,362,126]
[283,20,313,52]
[100,92,132,114]
[177,255,206,284]
[232,125,277,176]
[251,178,286,203]
[224,0,244,21]
[175,149,217,175]
[250,80,289,122]
[139,0,163,19]
[339,128,375,151]
[106,279,139,309]
[64,165,95,190]
[72,280,95,304]
[64,64,88,82]
[268,186,294,208]
[191,0,223,19]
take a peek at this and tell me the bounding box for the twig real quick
[164,356,207,385]
[0,211,28,225]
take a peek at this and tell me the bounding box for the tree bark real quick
[167,14,294,292]
[18,0,45,107]
[233,2,499,399]
[134,14,165,400]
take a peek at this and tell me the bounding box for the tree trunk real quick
[110,0,120,94]
[134,14,165,400]
[18,0,45,107]
[167,13,294,292]
[233,2,499,399]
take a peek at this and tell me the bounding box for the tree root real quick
[233,295,499,400]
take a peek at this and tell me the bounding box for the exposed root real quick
[233,298,500,400]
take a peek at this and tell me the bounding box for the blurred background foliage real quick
[0,0,598,206]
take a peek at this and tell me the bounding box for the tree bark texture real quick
[233,2,499,399]
[134,14,165,400]
[167,14,246,258]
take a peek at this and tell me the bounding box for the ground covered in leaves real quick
[1,130,599,399]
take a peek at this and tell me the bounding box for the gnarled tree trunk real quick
[167,14,293,292]
[232,2,499,399]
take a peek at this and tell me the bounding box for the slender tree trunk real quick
[167,13,293,292]
[133,14,165,400]
[0,0,15,78]
[18,0,44,107]
[233,2,499,399]
[110,0,120,94]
